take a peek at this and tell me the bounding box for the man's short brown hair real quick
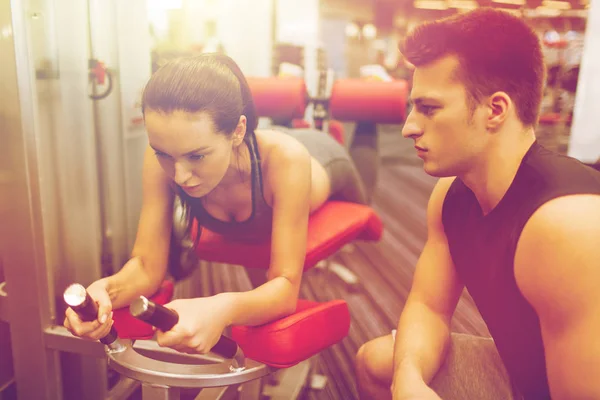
[401,8,546,127]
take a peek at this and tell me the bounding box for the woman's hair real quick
[142,52,258,135]
[141,53,259,251]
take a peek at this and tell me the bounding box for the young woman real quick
[64,53,371,354]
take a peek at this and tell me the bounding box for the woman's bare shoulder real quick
[254,128,307,162]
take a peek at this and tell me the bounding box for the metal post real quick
[238,378,263,400]
[1,1,62,398]
[4,0,111,398]
[142,384,181,400]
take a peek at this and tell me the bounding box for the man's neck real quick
[461,126,536,215]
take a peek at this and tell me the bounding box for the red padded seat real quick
[330,79,409,123]
[194,201,383,270]
[246,77,307,122]
[231,299,350,368]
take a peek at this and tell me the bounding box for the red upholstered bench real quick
[110,201,382,370]
[194,201,382,270]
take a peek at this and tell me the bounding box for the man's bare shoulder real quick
[515,194,600,316]
[426,177,458,233]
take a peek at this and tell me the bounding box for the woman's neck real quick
[208,140,253,199]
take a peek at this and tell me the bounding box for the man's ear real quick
[486,91,511,131]
[232,115,247,146]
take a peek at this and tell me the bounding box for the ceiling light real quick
[414,0,449,10]
[345,22,359,38]
[362,24,377,40]
[491,0,526,5]
[537,6,563,16]
[448,0,478,9]
[542,0,572,9]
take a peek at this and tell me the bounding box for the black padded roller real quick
[130,296,239,359]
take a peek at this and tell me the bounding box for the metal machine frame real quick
[1,0,154,398]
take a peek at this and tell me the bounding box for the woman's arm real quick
[103,145,175,309]
[156,140,312,353]
[224,140,312,326]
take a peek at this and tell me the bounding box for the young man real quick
[355,8,600,400]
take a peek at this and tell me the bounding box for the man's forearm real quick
[393,299,452,388]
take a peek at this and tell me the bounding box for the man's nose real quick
[401,110,423,139]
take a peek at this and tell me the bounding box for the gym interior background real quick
[1,0,598,399]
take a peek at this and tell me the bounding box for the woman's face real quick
[145,110,246,197]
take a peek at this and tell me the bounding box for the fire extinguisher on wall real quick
[88,58,113,100]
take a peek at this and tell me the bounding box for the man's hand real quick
[392,380,442,400]
[392,365,442,400]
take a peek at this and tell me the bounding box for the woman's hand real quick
[156,294,234,354]
[63,279,113,341]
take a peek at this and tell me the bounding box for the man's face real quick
[402,55,489,177]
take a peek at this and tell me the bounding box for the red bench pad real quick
[194,201,383,270]
[247,76,307,121]
[112,280,174,339]
[330,79,409,123]
[231,299,350,368]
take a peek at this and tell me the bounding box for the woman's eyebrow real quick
[149,145,210,156]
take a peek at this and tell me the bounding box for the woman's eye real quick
[188,154,205,161]
[154,151,168,158]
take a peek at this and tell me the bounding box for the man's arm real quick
[392,177,465,394]
[515,194,600,400]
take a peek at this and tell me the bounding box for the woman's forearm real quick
[224,276,298,327]
[104,256,165,310]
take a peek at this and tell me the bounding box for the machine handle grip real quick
[63,283,119,346]
[130,296,239,359]
[211,334,239,360]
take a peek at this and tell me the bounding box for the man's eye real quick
[419,105,437,115]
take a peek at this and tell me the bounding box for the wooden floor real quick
[170,123,569,400]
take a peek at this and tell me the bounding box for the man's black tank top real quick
[442,141,600,399]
